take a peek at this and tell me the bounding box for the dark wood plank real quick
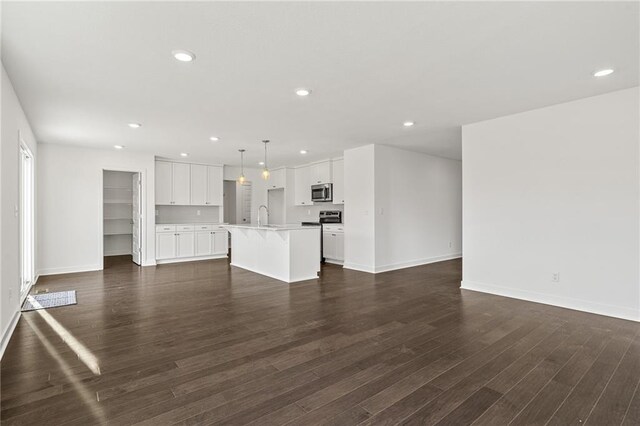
[0,256,637,426]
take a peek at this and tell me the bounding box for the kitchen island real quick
[223,224,321,283]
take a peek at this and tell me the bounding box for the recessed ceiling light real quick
[210,136,219,142]
[593,68,614,77]
[128,122,142,128]
[172,50,196,62]
[180,152,189,157]
[114,145,124,150]
[296,88,311,97]
[403,121,415,127]
[258,161,265,166]
[300,150,308,154]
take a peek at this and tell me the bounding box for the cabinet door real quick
[212,231,228,255]
[207,166,224,205]
[310,161,331,184]
[268,168,285,190]
[156,232,176,260]
[195,231,212,256]
[190,164,207,206]
[332,159,344,204]
[172,163,191,205]
[155,161,173,205]
[176,232,195,257]
[323,232,336,260]
[294,166,312,206]
[335,232,344,261]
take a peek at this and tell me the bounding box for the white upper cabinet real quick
[190,164,208,205]
[156,161,223,206]
[309,161,332,185]
[268,168,285,190]
[332,159,344,204]
[171,163,191,205]
[294,166,312,206]
[155,161,173,205]
[206,166,223,205]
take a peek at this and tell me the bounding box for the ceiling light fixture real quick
[128,122,142,128]
[300,150,308,154]
[114,145,124,150]
[237,149,247,184]
[593,68,614,77]
[259,161,265,166]
[403,121,415,127]
[296,88,311,97]
[180,152,189,157]
[210,136,219,142]
[172,50,196,62]
[261,140,270,180]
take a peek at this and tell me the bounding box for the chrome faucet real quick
[258,205,269,226]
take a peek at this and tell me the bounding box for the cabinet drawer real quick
[211,225,228,231]
[156,225,176,232]
[323,224,344,233]
[177,225,195,232]
[194,224,213,231]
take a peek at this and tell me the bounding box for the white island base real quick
[225,225,321,283]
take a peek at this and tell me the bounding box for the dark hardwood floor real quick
[1,256,639,425]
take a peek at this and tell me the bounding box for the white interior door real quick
[131,173,142,265]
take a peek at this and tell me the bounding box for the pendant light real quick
[237,149,247,184]
[261,140,270,180]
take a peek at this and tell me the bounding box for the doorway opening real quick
[19,141,35,301]
[102,170,143,268]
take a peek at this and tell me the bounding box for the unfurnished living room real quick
[0,1,639,425]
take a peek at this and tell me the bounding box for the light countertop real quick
[223,224,321,231]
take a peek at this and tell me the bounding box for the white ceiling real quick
[2,2,638,167]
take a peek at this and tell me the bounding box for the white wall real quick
[462,87,640,322]
[343,145,376,271]
[374,145,462,272]
[37,144,156,274]
[1,65,38,355]
[344,144,462,273]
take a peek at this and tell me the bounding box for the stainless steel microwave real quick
[311,183,333,202]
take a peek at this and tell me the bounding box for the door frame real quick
[18,136,35,304]
[100,167,146,270]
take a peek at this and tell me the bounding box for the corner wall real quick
[1,65,38,356]
[343,144,462,273]
[462,87,640,321]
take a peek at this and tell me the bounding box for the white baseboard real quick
[343,262,376,273]
[344,253,462,274]
[156,255,228,265]
[0,310,21,360]
[39,264,102,276]
[461,280,640,323]
[374,253,462,273]
[324,259,344,266]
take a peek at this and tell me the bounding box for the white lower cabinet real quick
[176,232,195,258]
[195,230,228,256]
[323,225,344,263]
[156,232,176,260]
[156,224,228,263]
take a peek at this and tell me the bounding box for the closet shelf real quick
[104,200,132,204]
[104,232,133,236]
[104,217,133,221]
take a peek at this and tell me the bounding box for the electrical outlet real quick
[448,241,452,248]
[196,210,201,216]
[307,209,311,215]
[155,209,159,216]
[552,273,560,282]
